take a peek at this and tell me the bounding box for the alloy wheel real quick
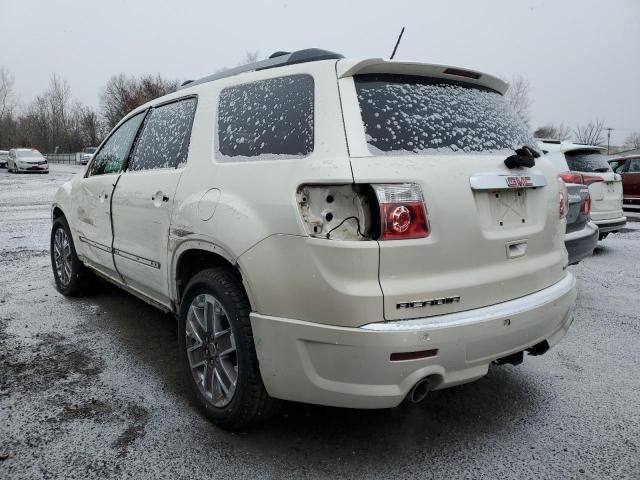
[186,293,238,407]
[53,228,72,286]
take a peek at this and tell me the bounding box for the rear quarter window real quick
[217,74,314,160]
[354,74,537,156]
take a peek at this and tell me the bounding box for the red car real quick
[609,155,640,204]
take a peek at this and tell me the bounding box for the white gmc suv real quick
[51,49,576,430]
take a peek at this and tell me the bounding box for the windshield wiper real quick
[592,167,610,172]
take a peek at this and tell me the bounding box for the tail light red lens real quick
[581,174,605,185]
[559,172,583,184]
[581,193,592,215]
[559,172,605,185]
[557,177,568,220]
[372,184,429,240]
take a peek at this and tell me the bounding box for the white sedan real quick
[8,148,49,173]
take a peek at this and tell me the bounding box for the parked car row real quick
[537,140,627,264]
[50,50,580,430]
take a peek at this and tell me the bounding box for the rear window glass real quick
[354,74,537,156]
[564,150,612,173]
[217,74,314,160]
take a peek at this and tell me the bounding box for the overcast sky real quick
[1,0,638,144]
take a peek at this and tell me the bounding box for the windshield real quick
[17,150,44,159]
[564,150,611,172]
[354,74,537,156]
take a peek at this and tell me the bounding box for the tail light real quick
[581,174,605,185]
[557,177,568,220]
[372,184,429,240]
[559,172,605,185]
[581,193,592,215]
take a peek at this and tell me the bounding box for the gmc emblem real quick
[506,176,533,188]
[397,296,461,309]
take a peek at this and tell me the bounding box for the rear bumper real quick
[565,221,598,265]
[593,216,626,233]
[251,273,576,409]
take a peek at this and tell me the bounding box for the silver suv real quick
[51,49,576,430]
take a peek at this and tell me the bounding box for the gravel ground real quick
[1,164,639,479]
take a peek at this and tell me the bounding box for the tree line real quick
[1,65,638,153]
[0,66,177,152]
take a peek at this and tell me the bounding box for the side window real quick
[128,98,197,171]
[89,113,145,176]
[217,74,314,160]
[629,159,640,172]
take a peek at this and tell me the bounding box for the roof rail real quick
[179,48,344,90]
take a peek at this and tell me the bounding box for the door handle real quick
[99,192,109,202]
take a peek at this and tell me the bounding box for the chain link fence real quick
[44,153,81,164]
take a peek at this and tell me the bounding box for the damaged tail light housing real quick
[372,184,429,240]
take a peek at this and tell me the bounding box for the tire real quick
[50,216,90,296]
[178,267,279,431]
[599,232,609,241]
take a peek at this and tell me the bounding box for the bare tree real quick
[242,51,261,64]
[0,67,17,122]
[533,123,571,141]
[504,75,532,128]
[100,73,178,130]
[573,120,605,146]
[0,67,19,149]
[623,131,640,150]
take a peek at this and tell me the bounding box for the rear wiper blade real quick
[592,168,610,172]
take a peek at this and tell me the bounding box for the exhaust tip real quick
[408,378,431,403]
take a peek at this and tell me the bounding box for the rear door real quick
[339,69,566,320]
[72,112,145,277]
[111,97,197,305]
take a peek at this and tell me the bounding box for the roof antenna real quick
[390,27,405,59]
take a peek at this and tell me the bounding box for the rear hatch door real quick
[338,63,567,320]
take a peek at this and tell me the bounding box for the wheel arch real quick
[171,240,256,311]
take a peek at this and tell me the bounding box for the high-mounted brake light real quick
[372,184,429,240]
[559,172,605,186]
[581,193,592,216]
[557,177,568,220]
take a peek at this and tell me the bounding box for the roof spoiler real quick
[336,59,508,95]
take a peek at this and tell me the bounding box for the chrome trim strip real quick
[79,236,160,269]
[469,173,547,190]
[361,273,575,331]
[113,249,161,269]
[79,236,112,253]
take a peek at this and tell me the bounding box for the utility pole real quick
[606,127,614,155]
